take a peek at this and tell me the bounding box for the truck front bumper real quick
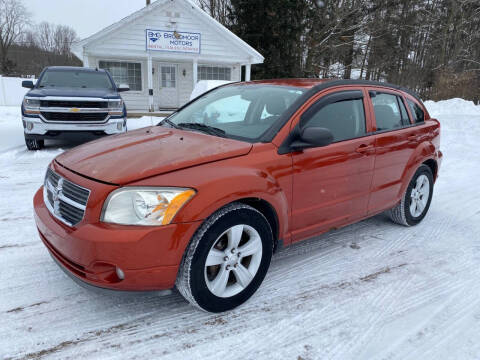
[23,116,126,137]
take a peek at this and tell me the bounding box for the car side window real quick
[371,93,404,131]
[407,99,425,123]
[397,97,411,126]
[303,98,366,142]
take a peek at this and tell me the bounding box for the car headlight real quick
[23,98,41,114]
[24,98,41,107]
[101,187,196,226]
[108,99,123,114]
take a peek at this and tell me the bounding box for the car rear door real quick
[289,88,376,242]
[366,88,419,213]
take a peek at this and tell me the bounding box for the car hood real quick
[55,126,253,185]
[27,88,120,99]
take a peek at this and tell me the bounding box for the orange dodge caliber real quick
[34,79,442,312]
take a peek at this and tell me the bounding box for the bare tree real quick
[53,25,78,57]
[36,22,55,52]
[0,0,30,74]
[197,0,231,26]
[35,22,78,56]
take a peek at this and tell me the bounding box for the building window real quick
[198,65,231,81]
[98,61,142,91]
[161,65,176,88]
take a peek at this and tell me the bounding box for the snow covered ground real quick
[1,99,480,360]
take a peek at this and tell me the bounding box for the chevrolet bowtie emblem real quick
[71,108,80,112]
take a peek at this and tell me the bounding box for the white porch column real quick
[147,53,154,112]
[245,64,251,81]
[193,58,198,85]
[83,48,89,68]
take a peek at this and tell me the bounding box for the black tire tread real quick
[388,164,433,226]
[175,202,272,312]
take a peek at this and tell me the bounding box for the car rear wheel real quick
[388,164,434,226]
[25,137,44,151]
[176,203,273,312]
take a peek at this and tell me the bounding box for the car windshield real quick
[37,70,114,89]
[164,84,306,141]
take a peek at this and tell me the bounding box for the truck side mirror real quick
[22,80,34,89]
[118,84,130,92]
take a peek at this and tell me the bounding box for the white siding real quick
[84,0,252,64]
[80,0,258,109]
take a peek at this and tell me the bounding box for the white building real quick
[72,0,264,111]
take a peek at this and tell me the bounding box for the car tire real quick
[25,138,44,151]
[388,164,434,226]
[176,203,274,312]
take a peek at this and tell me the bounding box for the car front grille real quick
[40,100,108,108]
[40,112,109,122]
[43,168,90,227]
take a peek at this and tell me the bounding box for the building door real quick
[157,63,178,109]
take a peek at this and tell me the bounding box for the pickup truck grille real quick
[40,100,108,108]
[43,168,90,227]
[41,112,108,122]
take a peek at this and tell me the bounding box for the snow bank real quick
[0,76,36,106]
[190,80,231,100]
[424,98,480,117]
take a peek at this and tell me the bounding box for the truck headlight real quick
[23,98,41,114]
[101,187,196,226]
[108,99,124,115]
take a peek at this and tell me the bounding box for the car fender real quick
[397,139,436,199]
[132,160,291,244]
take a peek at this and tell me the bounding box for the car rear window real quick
[371,93,404,131]
[407,99,425,123]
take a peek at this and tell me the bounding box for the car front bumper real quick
[33,182,202,291]
[23,116,126,137]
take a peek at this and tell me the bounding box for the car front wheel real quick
[176,203,274,312]
[388,164,434,226]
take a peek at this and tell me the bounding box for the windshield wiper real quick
[159,118,179,129]
[176,123,226,137]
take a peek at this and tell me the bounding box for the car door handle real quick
[355,144,374,153]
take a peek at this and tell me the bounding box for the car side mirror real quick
[117,84,130,92]
[290,126,334,151]
[22,80,34,89]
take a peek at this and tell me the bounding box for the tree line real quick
[199,0,480,102]
[0,0,80,77]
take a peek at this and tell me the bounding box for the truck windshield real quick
[165,84,306,142]
[37,70,114,89]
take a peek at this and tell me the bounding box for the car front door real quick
[288,88,376,242]
[365,88,419,213]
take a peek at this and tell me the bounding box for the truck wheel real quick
[176,203,274,312]
[388,164,434,226]
[25,138,44,151]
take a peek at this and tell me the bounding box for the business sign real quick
[146,29,201,54]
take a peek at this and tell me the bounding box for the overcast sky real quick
[27,0,158,39]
